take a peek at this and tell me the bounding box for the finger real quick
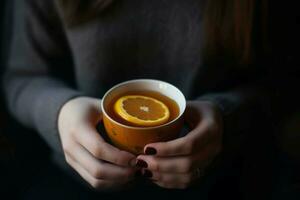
[66,142,136,181]
[65,155,122,191]
[138,143,217,173]
[74,124,136,167]
[144,121,213,157]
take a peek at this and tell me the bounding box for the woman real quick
[4,0,273,197]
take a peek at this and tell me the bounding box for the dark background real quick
[0,0,299,199]
[0,0,50,198]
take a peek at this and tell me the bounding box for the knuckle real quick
[201,118,211,128]
[64,155,72,165]
[90,180,103,189]
[185,138,196,154]
[69,127,78,136]
[207,120,217,133]
[208,120,221,135]
[91,145,103,159]
[69,126,82,139]
[91,167,103,179]
[62,141,73,154]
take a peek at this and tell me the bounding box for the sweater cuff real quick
[33,86,83,155]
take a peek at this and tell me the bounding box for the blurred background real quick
[0,0,50,198]
[0,0,299,199]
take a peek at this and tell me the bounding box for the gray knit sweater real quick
[4,0,267,162]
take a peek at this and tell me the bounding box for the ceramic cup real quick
[101,79,186,155]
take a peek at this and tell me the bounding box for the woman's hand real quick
[136,100,223,189]
[58,97,137,191]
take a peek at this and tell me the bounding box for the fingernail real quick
[136,159,148,168]
[143,170,153,178]
[145,147,157,155]
[135,170,142,177]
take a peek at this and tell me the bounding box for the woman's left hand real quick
[136,100,223,189]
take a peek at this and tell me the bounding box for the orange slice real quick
[114,95,170,127]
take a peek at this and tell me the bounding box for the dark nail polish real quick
[145,147,157,155]
[135,170,142,177]
[143,170,153,178]
[136,159,148,168]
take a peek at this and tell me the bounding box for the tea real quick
[106,90,180,127]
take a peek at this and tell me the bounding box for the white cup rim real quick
[101,79,186,130]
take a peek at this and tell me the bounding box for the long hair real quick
[59,0,268,66]
[204,0,269,66]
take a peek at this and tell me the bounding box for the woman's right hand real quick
[58,97,137,191]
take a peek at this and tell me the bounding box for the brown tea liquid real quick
[106,90,180,127]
